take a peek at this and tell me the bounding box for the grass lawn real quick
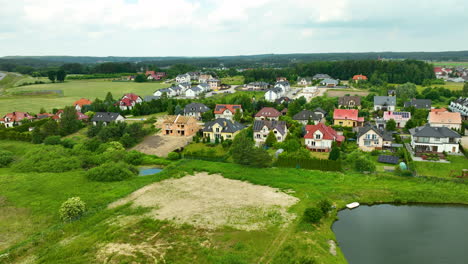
[183,142,228,156]
[2,143,468,264]
[221,75,245,85]
[0,78,169,115]
[432,61,468,67]
[416,82,464,92]
[413,155,468,178]
[309,151,330,159]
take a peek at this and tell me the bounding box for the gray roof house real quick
[374,96,397,111]
[409,124,461,153]
[253,120,288,146]
[91,112,125,125]
[404,99,431,109]
[312,73,331,80]
[184,103,210,119]
[293,110,322,125]
[202,118,245,140]
[143,95,160,102]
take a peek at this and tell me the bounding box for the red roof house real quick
[214,104,243,119]
[304,123,344,152]
[118,93,142,110]
[0,112,35,127]
[255,107,281,120]
[333,109,364,127]
[74,98,92,111]
[352,74,368,81]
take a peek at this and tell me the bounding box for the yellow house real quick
[333,109,364,127]
[202,118,245,140]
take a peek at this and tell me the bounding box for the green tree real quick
[201,111,214,122]
[386,119,397,131]
[404,119,416,130]
[60,197,86,222]
[233,109,242,122]
[328,144,341,160]
[354,156,376,172]
[104,92,114,104]
[174,105,182,115]
[264,130,277,147]
[134,74,147,82]
[395,83,417,102]
[303,207,323,223]
[59,106,82,135]
[0,150,14,167]
[39,107,47,114]
[41,119,59,137]
[47,70,56,83]
[462,82,468,97]
[318,199,332,214]
[56,69,67,82]
[231,131,254,165]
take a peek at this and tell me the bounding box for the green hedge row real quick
[0,130,32,142]
[275,156,342,172]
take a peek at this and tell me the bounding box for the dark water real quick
[332,204,468,264]
[138,168,163,176]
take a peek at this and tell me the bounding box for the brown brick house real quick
[161,115,199,136]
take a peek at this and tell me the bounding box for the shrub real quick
[59,197,86,221]
[167,152,180,160]
[303,207,323,223]
[318,199,332,214]
[370,149,380,156]
[12,145,82,173]
[43,135,62,145]
[86,162,137,182]
[124,150,145,165]
[0,150,14,167]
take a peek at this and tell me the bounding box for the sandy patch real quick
[131,134,192,157]
[96,242,172,263]
[109,173,299,230]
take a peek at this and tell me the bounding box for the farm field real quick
[415,82,464,92]
[431,61,468,67]
[0,75,169,115]
[2,142,468,264]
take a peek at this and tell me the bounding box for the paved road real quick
[0,72,6,81]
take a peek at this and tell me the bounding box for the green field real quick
[413,155,468,178]
[2,139,468,263]
[0,74,169,115]
[415,82,464,92]
[221,75,245,85]
[431,61,468,67]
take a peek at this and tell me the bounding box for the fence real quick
[274,156,342,172]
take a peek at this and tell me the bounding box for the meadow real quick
[0,74,169,115]
[432,61,468,67]
[2,140,468,264]
[413,155,468,178]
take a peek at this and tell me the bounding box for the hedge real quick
[0,130,32,142]
[274,156,342,172]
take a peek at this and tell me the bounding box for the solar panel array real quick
[393,112,410,118]
[378,155,399,164]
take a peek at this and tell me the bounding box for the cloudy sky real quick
[1,0,467,57]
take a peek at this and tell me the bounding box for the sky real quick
[1,0,467,57]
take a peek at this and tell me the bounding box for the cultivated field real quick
[0,74,169,114]
[327,90,370,97]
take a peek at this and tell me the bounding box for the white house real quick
[153,87,176,97]
[214,104,242,120]
[253,120,288,146]
[428,111,462,130]
[176,73,191,84]
[264,87,283,102]
[118,93,143,111]
[274,81,290,93]
[374,96,396,111]
[91,112,125,126]
[185,86,202,98]
[304,123,344,152]
[449,97,468,121]
[409,124,461,154]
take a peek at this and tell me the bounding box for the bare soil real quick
[109,172,299,231]
[131,134,192,157]
[327,90,369,97]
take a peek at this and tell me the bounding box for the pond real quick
[332,204,468,264]
[138,167,163,176]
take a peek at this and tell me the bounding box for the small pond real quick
[332,204,468,264]
[138,167,163,176]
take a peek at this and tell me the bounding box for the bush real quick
[167,152,180,160]
[12,145,82,173]
[86,162,137,182]
[43,135,62,145]
[124,150,145,165]
[0,150,14,167]
[303,207,323,223]
[318,199,332,214]
[59,197,86,221]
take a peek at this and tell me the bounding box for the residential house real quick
[404,99,432,110]
[187,72,200,81]
[153,87,176,97]
[274,81,291,93]
[214,104,243,120]
[373,96,396,111]
[143,95,160,102]
[276,77,288,82]
[91,112,125,126]
[0,112,35,128]
[198,74,213,83]
[410,124,461,153]
[352,74,368,82]
[36,113,55,120]
[427,111,462,130]
[176,73,191,84]
[333,109,364,127]
[74,98,92,112]
[304,123,344,152]
[161,115,199,137]
[118,93,142,111]
[183,103,210,120]
[313,108,327,119]
[275,97,292,105]
[387,90,396,96]
[147,72,165,81]
[312,73,331,80]
[254,107,281,121]
[53,109,88,121]
[185,86,202,98]
[207,78,221,90]
[357,125,385,152]
[203,118,244,140]
[338,96,361,109]
[449,97,468,121]
[297,77,312,86]
[383,111,411,129]
[264,87,283,102]
[197,83,211,92]
[253,120,288,146]
[320,78,339,87]
[293,110,323,125]
[246,81,269,90]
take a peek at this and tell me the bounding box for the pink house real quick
[383,111,411,128]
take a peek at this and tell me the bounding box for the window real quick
[256,134,261,138]
[216,128,220,133]
[311,141,316,146]
[315,134,321,139]
[435,137,440,142]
